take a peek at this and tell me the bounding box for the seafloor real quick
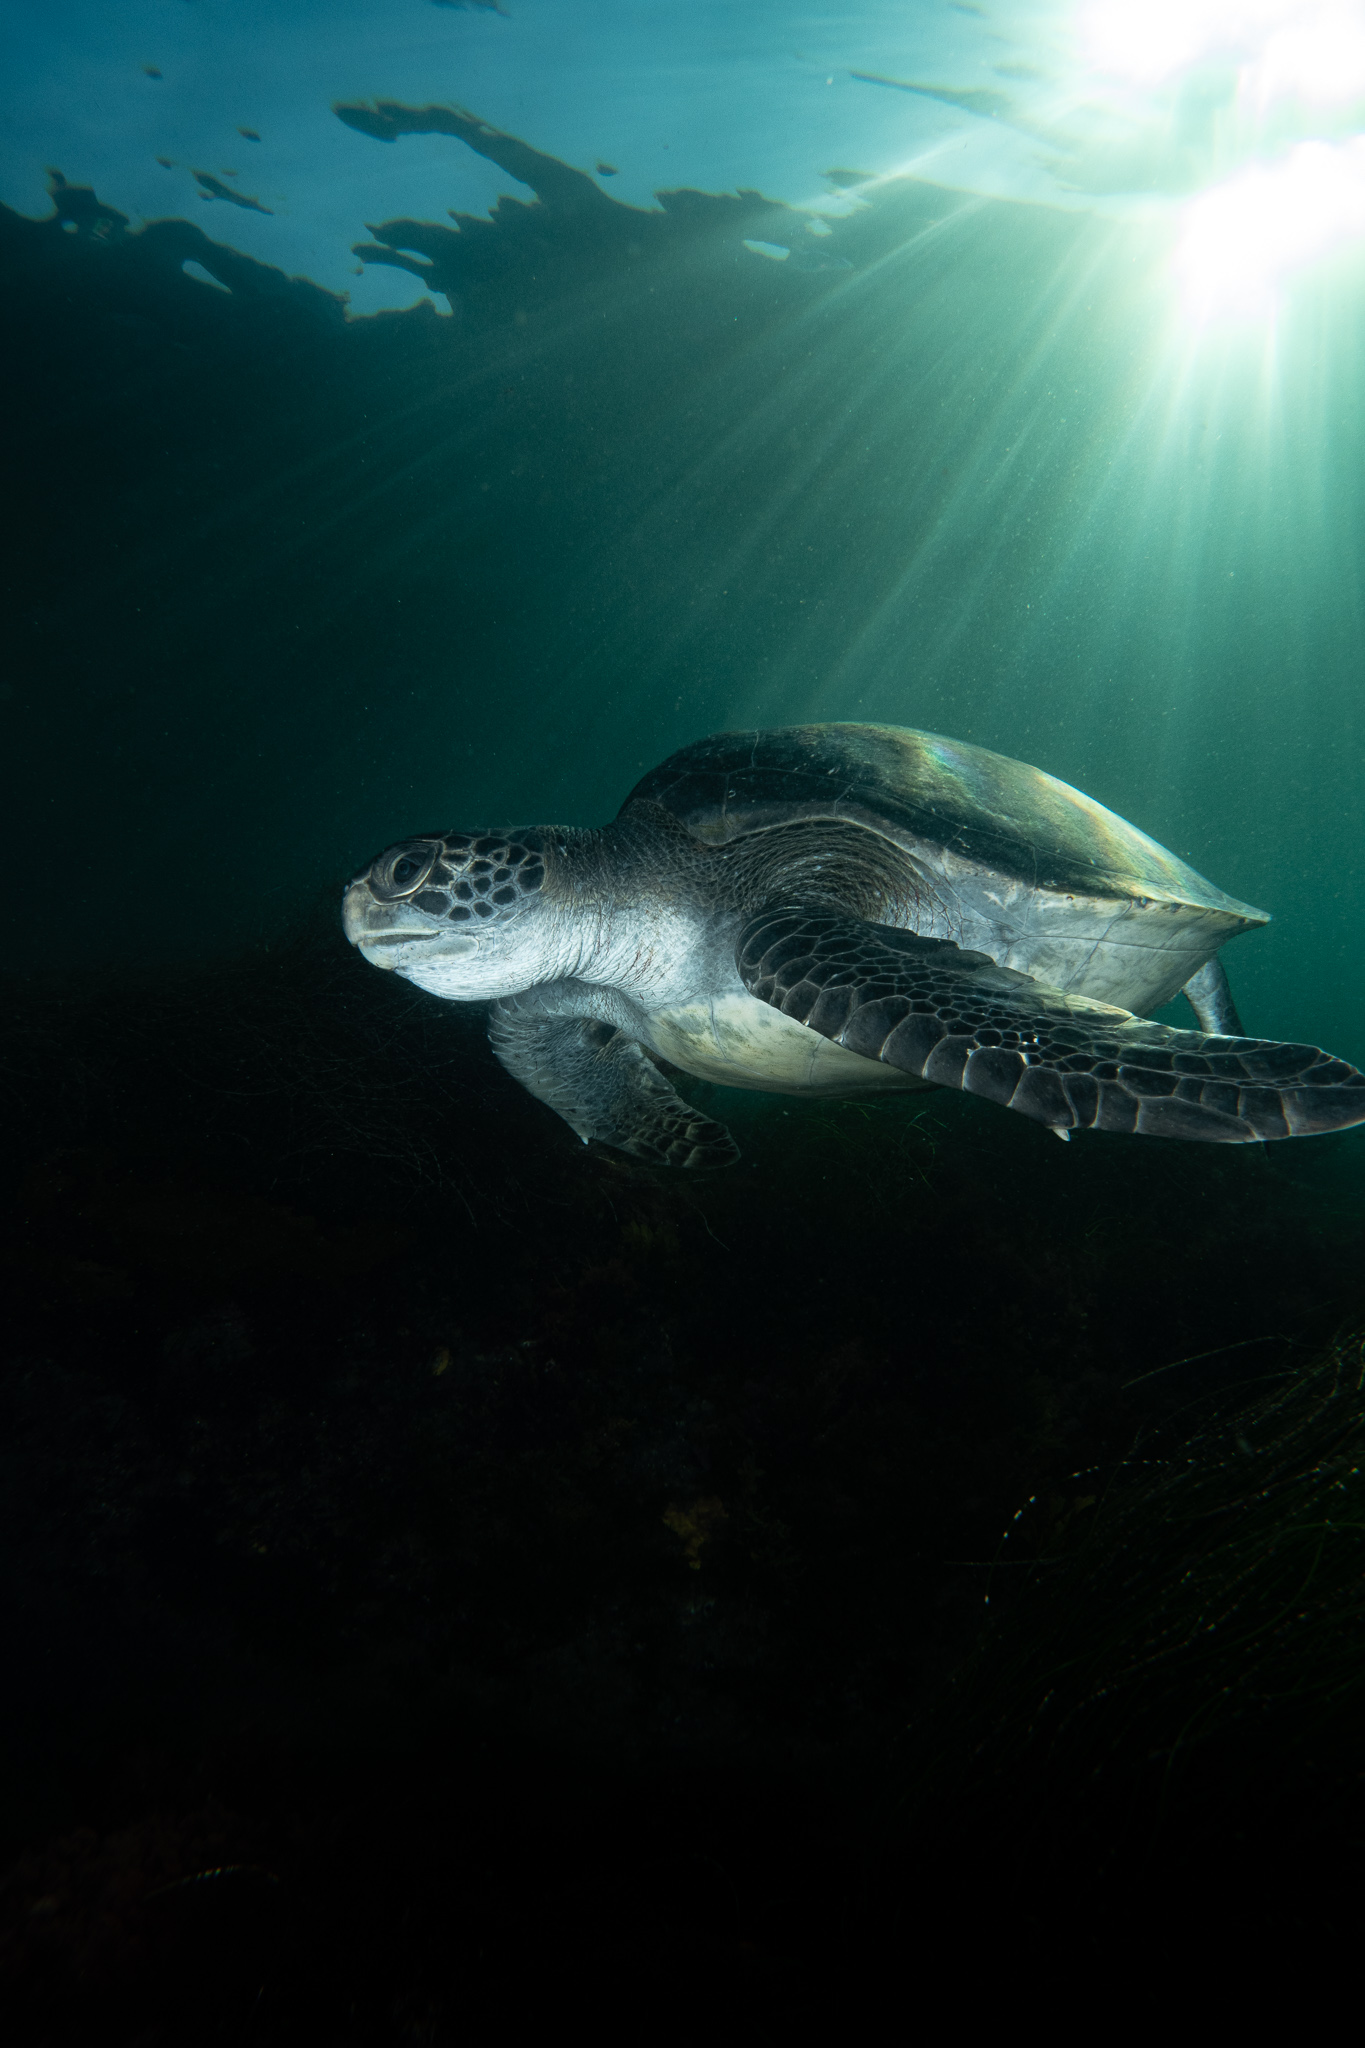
[4,918,1365,2035]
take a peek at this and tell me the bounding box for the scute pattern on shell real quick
[623,722,1269,925]
[738,908,1365,1142]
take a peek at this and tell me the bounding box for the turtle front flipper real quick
[489,1006,739,1167]
[737,909,1365,1143]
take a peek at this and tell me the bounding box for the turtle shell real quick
[621,723,1267,928]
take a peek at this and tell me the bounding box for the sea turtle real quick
[342,723,1365,1165]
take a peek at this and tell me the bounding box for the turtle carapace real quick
[343,724,1365,1165]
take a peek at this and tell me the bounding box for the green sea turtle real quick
[342,723,1365,1165]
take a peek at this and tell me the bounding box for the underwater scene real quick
[4,1,1365,2031]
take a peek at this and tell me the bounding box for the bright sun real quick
[1078,1,1365,319]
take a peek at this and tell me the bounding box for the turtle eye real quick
[370,841,438,900]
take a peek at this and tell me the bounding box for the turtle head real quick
[343,828,566,999]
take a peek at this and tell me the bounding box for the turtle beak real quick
[342,879,475,968]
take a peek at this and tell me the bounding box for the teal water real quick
[7,108,1363,1064]
[4,13,1365,2027]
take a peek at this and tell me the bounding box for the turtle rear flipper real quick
[738,908,1365,1143]
[1182,955,1246,1035]
[490,1008,739,1168]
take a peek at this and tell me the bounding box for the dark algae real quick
[3,76,1365,2043]
[4,923,1365,2031]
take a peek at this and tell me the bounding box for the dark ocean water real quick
[4,88,1365,2038]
